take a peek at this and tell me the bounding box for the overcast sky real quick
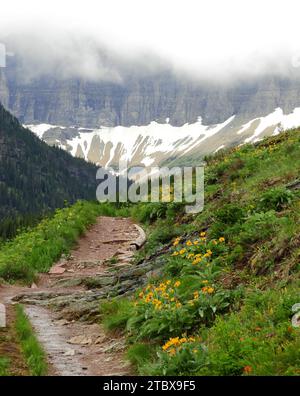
[1,0,300,81]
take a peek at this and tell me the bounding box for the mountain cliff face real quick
[2,53,300,167]
[2,60,300,129]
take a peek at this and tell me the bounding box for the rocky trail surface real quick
[0,216,162,376]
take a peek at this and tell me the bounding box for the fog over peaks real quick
[1,0,300,83]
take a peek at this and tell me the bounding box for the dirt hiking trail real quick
[0,216,146,376]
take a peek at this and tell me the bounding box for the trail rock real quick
[49,266,66,275]
[64,349,76,356]
[0,303,6,327]
[68,335,93,345]
[132,224,147,248]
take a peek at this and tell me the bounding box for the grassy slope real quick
[101,128,300,376]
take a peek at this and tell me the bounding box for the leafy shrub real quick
[132,203,168,224]
[257,187,294,212]
[214,204,245,225]
[146,337,207,375]
[234,211,282,245]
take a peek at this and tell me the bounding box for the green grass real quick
[127,343,156,372]
[198,282,300,376]
[0,357,10,376]
[15,304,48,376]
[100,128,300,376]
[100,299,134,332]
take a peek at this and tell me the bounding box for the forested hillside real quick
[0,103,98,239]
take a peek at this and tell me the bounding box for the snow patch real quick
[237,107,300,143]
[28,116,235,167]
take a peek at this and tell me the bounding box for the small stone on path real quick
[67,335,93,345]
[49,266,66,274]
[64,349,76,356]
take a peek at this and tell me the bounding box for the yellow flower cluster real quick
[171,232,225,262]
[137,280,183,310]
[162,336,199,355]
[188,282,215,305]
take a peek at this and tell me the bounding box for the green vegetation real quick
[0,201,130,284]
[1,121,300,376]
[0,357,10,376]
[100,128,300,376]
[0,102,99,240]
[15,304,47,376]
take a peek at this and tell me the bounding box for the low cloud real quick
[1,0,300,83]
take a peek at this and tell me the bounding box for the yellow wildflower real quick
[168,348,176,356]
[202,286,214,294]
[192,257,201,265]
[174,281,181,287]
[219,237,225,243]
[173,237,181,246]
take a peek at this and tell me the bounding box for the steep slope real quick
[98,127,300,376]
[0,103,98,239]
